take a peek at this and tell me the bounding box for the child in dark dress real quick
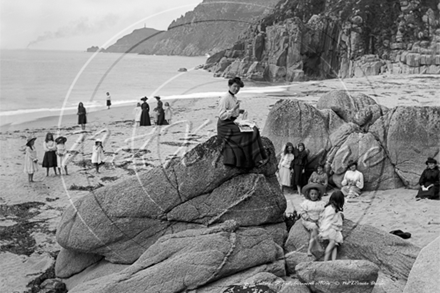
[42,132,58,176]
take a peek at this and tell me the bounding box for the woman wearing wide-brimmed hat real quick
[216,77,267,169]
[24,136,38,182]
[55,136,68,175]
[140,97,151,126]
[416,157,439,200]
[341,160,364,198]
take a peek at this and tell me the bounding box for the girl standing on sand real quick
[77,102,87,130]
[133,103,142,126]
[106,92,112,109]
[319,190,345,261]
[164,102,173,124]
[278,142,295,194]
[42,132,58,176]
[299,183,326,256]
[24,136,38,182]
[91,139,105,173]
[55,136,68,175]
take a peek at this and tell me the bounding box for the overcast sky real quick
[0,0,202,50]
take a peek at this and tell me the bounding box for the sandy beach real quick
[1,73,439,292]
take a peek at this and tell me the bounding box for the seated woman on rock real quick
[308,164,328,192]
[416,157,439,200]
[217,77,267,169]
[341,160,364,198]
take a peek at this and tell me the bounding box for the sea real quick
[0,49,289,127]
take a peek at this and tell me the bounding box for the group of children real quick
[299,183,345,261]
[24,132,106,182]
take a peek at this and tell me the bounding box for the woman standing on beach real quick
[140,97,151,126]
[42,132,58,176]
[106,92,111,109]
[217,77,267,169]
[24,136,38,182]
[155,96,165,125]
[77,102,87,130]
[291,143,308,195]
[278,142,295,194]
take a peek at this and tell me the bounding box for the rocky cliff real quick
[105,27,164,54]
[204,0,440,81]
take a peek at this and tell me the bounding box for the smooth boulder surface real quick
[296,260,379,293]
[56,136,284,264]
[262,99,331,164]
[68,221,284,293]
[55,248,103,278]
[285,219,420,292]
[316,90,377,123]
[403,236,440,293]
[370,106,440,188]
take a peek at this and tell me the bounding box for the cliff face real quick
[105,28,164,54]
[205,0,440,81]
[142,0,280,56]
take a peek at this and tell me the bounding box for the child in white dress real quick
[300,183,326,256]
[91,139,105,173]
[319,190,345,261]
[55,136,68,175]
[24,136,38,182]
[278,142,295,194]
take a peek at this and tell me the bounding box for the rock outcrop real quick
[296,260,379,293]
[205,0,440,81]
[285,219,420,292]
[56,135,285,268]
[68,221,285,293]
[262,92,440,190]
[105,27,164,54]
[403,236,440,293]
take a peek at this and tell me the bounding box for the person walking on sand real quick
[77,102,87,130]
[106,92,112,109]
[164,102,173,124]
[319,190,345,261]
[133,102,142,126]
[24,136,38,182]
[140,97,151,126]
[42,132,58,176]
[299,183,326,256]
[91,139,105,173]
[55,136,68,175]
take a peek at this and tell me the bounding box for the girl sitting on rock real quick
[299,183,326,256]
[341,160,364,198]
[319,190,344,261]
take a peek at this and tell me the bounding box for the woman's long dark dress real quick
[156,100,165,125]
[140,102,151,126]
[416,166,439,199]
[78,107,87,125]
[290,148,308,188]
[217,92,266,169]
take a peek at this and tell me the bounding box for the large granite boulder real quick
[296,260,379,293]
[285,219,420,292]
[56,136,284,265]
[262,99,331,166]
[403,236,440,293]
[331,132,404,190]
[68,221,285,293]
[370,106,440,188]
[55,248,103,278]
[316,90,377,123]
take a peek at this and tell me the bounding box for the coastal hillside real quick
[204,0,440,81]
[105,27,164,54]
[104,0,281,56]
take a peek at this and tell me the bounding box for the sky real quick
[0,0,203,51]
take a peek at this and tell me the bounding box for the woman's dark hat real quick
[426,157,437,165]
[302,183,325,198]
[55,136,67,144]
[26,136,37,144]
[347,160,357,168]
[141,96,148,101]
[154,96,161,100]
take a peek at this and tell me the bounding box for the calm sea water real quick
[0,49,289,126]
